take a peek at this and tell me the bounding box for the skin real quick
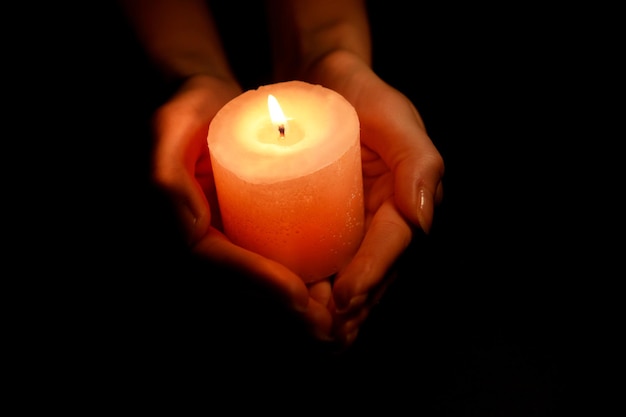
[119,0,444,351]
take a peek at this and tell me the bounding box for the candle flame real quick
[268,94,287,135]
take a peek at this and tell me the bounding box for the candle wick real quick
[278,124,285,138]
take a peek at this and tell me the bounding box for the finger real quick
[195,228,335,343]
[301,296,334,342]
[308,279,332,308]
[151,76,242,243]
[332,198,412,313]
[333,269,398,339]
[330,269,397,349]
[152,111,214,245]
[155,165,212,246]
[193,227,310,313]
[394,154,444,234]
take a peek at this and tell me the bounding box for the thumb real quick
[153,158,212,246]
[361,98,444,233]
[394,154,444,234]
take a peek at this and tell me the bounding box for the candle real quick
[207,80,364,283]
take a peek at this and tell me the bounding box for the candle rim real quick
[207,81,360,184]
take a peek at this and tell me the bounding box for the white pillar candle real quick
[207,81,364,283]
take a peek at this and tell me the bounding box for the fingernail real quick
[416,187,432,235]
[335,294,367,315]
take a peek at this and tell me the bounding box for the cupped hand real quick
[150,74,334,342]
[306,52,445,349]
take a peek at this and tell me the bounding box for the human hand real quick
[306,52,445,349]
[151,75,334,342]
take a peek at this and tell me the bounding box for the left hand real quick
[306,51,445,350]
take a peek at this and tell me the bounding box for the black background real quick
[18,1,618,414]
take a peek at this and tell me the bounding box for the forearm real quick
[267,0,371,82]
[118,0,236,84]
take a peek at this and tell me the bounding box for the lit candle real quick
[207,80,364,283]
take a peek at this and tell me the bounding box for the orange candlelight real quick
[207,81,364,283]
